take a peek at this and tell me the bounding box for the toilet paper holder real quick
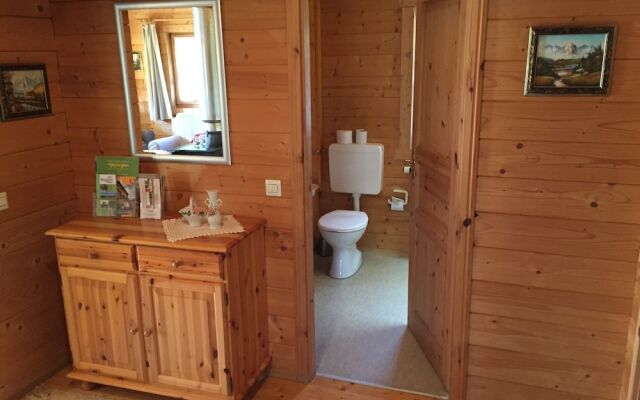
[388,189,409,211]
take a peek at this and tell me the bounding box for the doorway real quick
[306,0,450,396]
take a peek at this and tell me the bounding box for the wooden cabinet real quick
[47,217,269,400]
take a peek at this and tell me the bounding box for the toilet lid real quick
[319,210,368,233]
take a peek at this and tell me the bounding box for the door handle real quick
[143,328,154,337]
[171,260,182,269]
[129,327,139,335]
[403,159,414,175]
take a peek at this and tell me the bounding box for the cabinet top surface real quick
[46,216,266,254]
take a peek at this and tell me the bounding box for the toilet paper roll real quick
[389,197,405,212]
[355,129,368,144]
[336,130,353,144]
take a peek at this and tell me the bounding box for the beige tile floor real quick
[314,249,448,398]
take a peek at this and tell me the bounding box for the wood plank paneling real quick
[318,0,411,254]
[0,4,76,398]
[0,143,73,189]
[468,1,640,399]
[472,247,636,298]
[475,212,640,263]
[0,113,69,156]
[471,282,631,334]
[478,140,640,185]
[51,0,306,379]
[485,17,640,61]
[0,16,55,51]
[487,0,640,20]
[479,101,640,144]
[468,345,623,399]
[476,177,640,225]
[0,0,50,18]
[467,376,610,400]
[469,314,627,365]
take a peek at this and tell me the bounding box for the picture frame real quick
[524,26,616,95]
[0,64,52,121]
[132,51,143,71]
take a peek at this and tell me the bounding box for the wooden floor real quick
[35,368,437,400]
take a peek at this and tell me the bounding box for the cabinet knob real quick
[171,260,182,269]
[87,250,98,259]
[143,328,153,337]
[129,327,139,335]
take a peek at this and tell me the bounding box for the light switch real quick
[0,192,7,211]
[265,180,282,197]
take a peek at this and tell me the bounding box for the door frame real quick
[437,0,488,398]
[289,0,316,383]
[294,1,488,398]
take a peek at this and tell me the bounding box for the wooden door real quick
[60,267,146,381]
[407,0,463,386]
[139,276,229,395]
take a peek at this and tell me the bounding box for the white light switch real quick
[0,192,7,211]
[265,180,282,197]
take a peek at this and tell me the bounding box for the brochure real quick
[95,156,139,217]
[139,173,165,220]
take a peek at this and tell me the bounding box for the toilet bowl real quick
[319,210,368,279]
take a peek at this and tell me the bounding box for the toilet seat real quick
[319,210,368,233]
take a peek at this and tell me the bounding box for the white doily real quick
[162,215,245,242]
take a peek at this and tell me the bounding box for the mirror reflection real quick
[115,1,230,164]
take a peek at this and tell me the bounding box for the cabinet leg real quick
[80,381,98,391]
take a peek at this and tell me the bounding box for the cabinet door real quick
[60,267,145,381]
[139,276,229,395]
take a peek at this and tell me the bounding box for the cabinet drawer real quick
[137,246,223,278]
[56,239,136,272]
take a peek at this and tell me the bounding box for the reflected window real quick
[172,35,202,106]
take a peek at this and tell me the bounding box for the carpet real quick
[314,249,448,398]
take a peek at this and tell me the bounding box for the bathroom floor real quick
[314,249,448,398]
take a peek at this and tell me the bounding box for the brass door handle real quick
[129,327,139,335]
[143,328,153,337]
[171,260,182,269]
[87,251,98,259]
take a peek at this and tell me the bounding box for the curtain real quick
[142,23,172,121]
[192,7,218,128]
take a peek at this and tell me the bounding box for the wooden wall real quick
[317,0,412,254]
[0,1,77,398]
[466,1,640,399]
[50,0,308,380]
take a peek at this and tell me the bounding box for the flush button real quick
[265,180,282,197]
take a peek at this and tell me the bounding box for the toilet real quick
[318,143,384,279]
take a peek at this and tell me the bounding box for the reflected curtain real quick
[142,23,172,121]
[192,7,218,128]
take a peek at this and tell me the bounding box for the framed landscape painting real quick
[132,51,143,71]
[0,64,52,121]
[525,26,615,95]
